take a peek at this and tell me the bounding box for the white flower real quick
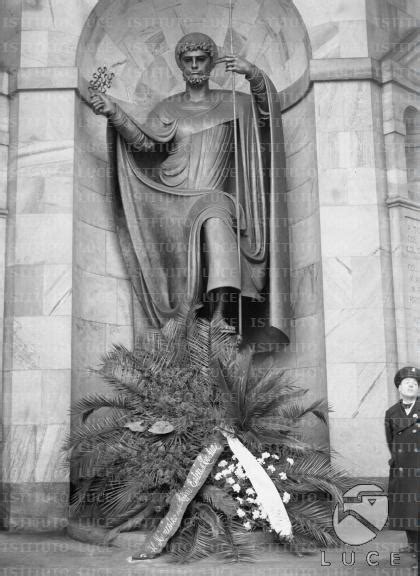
[256,458,264,464]
[214,472,222,481]
[252,510,261,520]
[246,488,255,496]
[232,455,238,461]
[218,460,227,468]
[272,454,280,460]
[259,509,268,520]
[261,452,271,459]
[246,497,256,504]
[286,457,294,466]
[243,521,252,531]
[278,472,287,480]
[267,465,276,473]
[282,491,291,504]
[236,497,244,505]
[221,468,230,477]
[228,464,235,472]
[236,508,246,518]
[227,477,235,485]
[232,483,241,493]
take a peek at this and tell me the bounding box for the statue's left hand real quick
[215,55,252,76]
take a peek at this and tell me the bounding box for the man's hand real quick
[90,92,116,116]
[215,55,253,76]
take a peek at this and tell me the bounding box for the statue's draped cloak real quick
[107,74,290,344]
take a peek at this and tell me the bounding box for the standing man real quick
[385,366,420,571]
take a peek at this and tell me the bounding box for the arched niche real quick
[72,0,326,429]
[404,106,420,203]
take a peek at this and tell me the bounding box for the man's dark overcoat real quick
[385,399,420,530]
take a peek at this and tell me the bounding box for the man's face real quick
[180,49,212,86]
[399,377,419,398]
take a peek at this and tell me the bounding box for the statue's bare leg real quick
[204,218,240,332]
[210,288,236,333]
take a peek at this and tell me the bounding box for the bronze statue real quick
[91,32,290,347]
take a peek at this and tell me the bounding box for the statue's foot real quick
[127,553,157,563]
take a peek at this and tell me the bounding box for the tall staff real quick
[229,0,243,344]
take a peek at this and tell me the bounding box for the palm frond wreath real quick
[67,311,351,563]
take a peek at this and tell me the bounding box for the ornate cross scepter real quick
[229,0,243,347]
[88,66,115,95]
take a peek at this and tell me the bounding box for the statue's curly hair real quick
[175,33,218,69]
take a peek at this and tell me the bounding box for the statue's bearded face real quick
[180,49,213,86]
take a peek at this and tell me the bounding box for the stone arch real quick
[72,0,325,417]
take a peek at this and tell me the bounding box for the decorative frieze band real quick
[387,196,420,212]
[8,67,79,93]
[310,58,382,83]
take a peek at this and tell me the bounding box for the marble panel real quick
[78,186,115,232]
[116,279,133,326]
[315,82,373,133]
[320,206,380,258]
[48,0,93,36]
[283,103,315,158]
[338,21,368,58]
[75,220,106,276]
[287,178,318,225]
[326,363,358,418]
[18,91,75,143]
[16,175,73,214]
[322,256,352,310]
[96,32,128,69]
[77,150,108,195]
[285,143,316,191]
[287,365,328,403]
[347,167,381,205]
[295,313,326,368]
[35,424,68,482]
[158,8,184,50]
[7,370,43,425]
[290,214,320,270]
[17,141,74,180]
[71,317,107,380]
[0,94,8,133]
[43,265,72,316]
[385,132,407,170]
[41,370,71,425]
[291,0,334,27]
[353,363,390,417]
[14,214,72,266]
[310,22,340,59]
[329,418,389,477]
[10,316,71,370]
[290,263,322,318]
[324,308,387,364]
[352,256,392,310]
[8,264,44,317]
[74,270,118,324]
[318,168,348,206]
[22,0,54,30]
[105,230,127,279]
[21,31,49,67]
[47,31,79,67]
[3,424,37,483]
